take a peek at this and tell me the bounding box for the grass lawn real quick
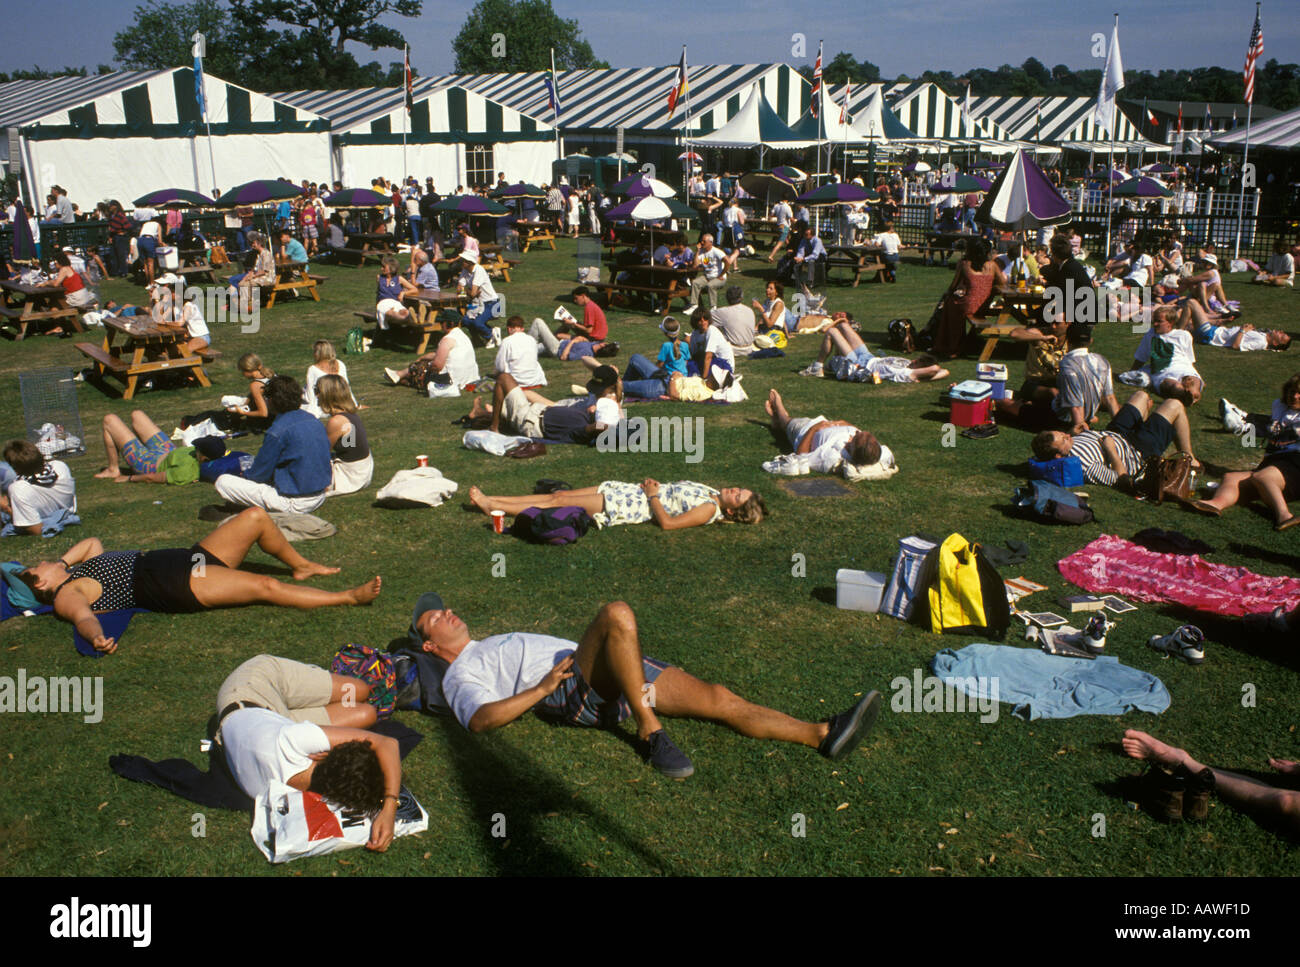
[0,241,1296,877]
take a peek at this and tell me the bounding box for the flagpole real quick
[682,46,692,196]
[550,48,562,165]
[1104,14,1119,262]
[1139,96,1147,174]
[1235,2,1261,261]
[402,44,408,186]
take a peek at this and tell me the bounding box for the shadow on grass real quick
[437,716,674,875]
[811,585,837,606]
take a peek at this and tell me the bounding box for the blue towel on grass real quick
[931,643,1170,721]
[1,506,81,538]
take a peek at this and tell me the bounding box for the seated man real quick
[1131,306,1204,406]
[688,234,735,308]
[710,284,758,354]
[214,654,401,851]
[277,228,308,268]
[493,314,547,388]
[457,252,500,345]
[1250,240,1295,287]
[410,592,882,778]
[408,247,440,292]
[798,315,949,383]
[0,439,76,536]
[384,313,480,395]
[764,389,896,476]
[1052,324,1120,435]
[215,376,332,514]
[992,316,1070,429]
[790,224,828,289]
[557,287,609,343]
[870,220,901,282]
[688,308,737,381]
[1031,389,1198,491]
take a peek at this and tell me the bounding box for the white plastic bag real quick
[374,465,458,507]
[251,781,428,864]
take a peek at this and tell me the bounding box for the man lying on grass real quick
[13,507,380,653]
[410,593,881,778]
[762,389,896,479]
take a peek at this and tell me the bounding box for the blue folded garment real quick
[1,506,81,538]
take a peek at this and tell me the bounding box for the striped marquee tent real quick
[968,93,1166,153]
[1211,104,1300,152]
[880,81,1013,142]
[276,78,555,190]
[0,68,331,207]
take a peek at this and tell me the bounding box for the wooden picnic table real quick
[0,279,82,340]
[514,222,556,252]
[973,286,1051,362]
[76,316,209,399]
[823,244,889,287]
[352,232,398,262]
[266,260,324,308]
[589,262,695,316]
[353,288,469,354]
[175,245,217,284]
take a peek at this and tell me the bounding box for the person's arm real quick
[397,274,420,296]
[1230,323,1253,350]
[243,426,283,484]
[324,414,350,448]
[1008,326,1050,342]
[60,537,103,565]
[466,657,574,733]
[795,421,833,454]
[647,495,718,530]
[947,262,966,294]
[53,587,114,653]
[1069,405,1088,436]
[1097,435,1128,485]
[118,471,166,483]
[318,726,402,851]
[243,380,270,418]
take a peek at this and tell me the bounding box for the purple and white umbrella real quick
[796,183,879,206]
[611,174,676,198]
[974,149,1072,232]
[1113,176,1173,199]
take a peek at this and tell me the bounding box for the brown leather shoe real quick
[1180,765,1215,822]
[1144,765,1184,822]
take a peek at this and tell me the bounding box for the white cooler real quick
[836,569,887,612]
[156,245,179,270]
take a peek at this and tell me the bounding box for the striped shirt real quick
[1070,430,1144,487]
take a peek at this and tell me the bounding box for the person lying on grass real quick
[797,315,949,383]
[12,507,380,653]
[108,433,238,487]
[464,368,621,444]
[411,594,881,779]
[763,389,895,478]
[213,654,402,851]
[468,478,765,530]
[1191,441,1300,532]
[1122,729,1300,839]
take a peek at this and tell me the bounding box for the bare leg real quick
[909,365,949,381]
[652,667,826,747]
[488,371,520,433]
[765,388,791,437]
[572,602,663,740]
[1152,398,1195,462]
[97,414,135,477]
[1125,390,1152,417]
[129,409,163,441]
[197,506,340,580]
[1198,470,1253,513]
[323,674,376,728]
[466,484,605,517]
[1251,466,1294,525]
[190,567,381,610]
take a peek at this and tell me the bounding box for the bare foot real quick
[933,369,951,381]
[112,475,131,484]
[765,389,781,417]
[293,561,342,581]
[467,485,493,514]
[467,396,487,420]
[1269,758,1299,775]
[95,466,122,479]
[349,576,382,605]
[1121,729,1197,771]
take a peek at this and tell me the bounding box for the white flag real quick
[964,84,972,138]
[1095,21,1125,135]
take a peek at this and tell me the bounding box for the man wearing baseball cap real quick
[407,593,882,779]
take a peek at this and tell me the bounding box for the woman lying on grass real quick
[13,507,381,653]
[468,479,766,530]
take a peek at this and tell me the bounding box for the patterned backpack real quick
[329,644,401,717]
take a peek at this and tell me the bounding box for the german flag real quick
[667,49,688,119]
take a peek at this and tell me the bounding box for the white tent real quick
[692,84,818,149]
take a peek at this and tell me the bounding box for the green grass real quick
[0,244,1296,877]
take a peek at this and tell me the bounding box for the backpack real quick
[1012,480,1095,525]
[886,318,916,353]
[344,326,365,354]
[329,643,408,718]
[910,533,1011,639]
[510,506,594,545]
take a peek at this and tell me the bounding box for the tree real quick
[228,0,422,56]
[113,0,242,77]
[0,66,112,83]
[823,52,880,86]
[451,0,608,74]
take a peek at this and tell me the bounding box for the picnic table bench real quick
[921,232,972,265]
[0,279,82,340]
[824,245,888,287]
[515,223,556,252]
[76,316,210,399]
[969,286,1051,362]
[588,264,694,316]
[358,289,467,354]
[352,232,398,262]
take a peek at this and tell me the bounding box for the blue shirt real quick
[277,201,291,221]
[796,236,827,261]
[415,263,440,290]
[656,339,690,376]
[283,239,308,265]
[245,410,331,497]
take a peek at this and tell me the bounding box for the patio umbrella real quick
[770,165,808,183]
[902,161,932,173]
[1112,176,1173,198]
[796,183,879,206]
[10,199,37,260]
[927,173,993,194]
[611,174,675,198]
[214,180,305,206]
[428,194,511,217]
[974,148,1072,232]
[323,187,390,207]
[133,188,214,207]
[1141,162,1177,175]
[678,151,703,162]
[489,183,545,200]
[605,195,696,221]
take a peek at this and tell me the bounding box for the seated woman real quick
[930,238,1005,359]
[376,255,419,327]
[50,249,97,315]
[1247,240,1295,287]
[303,339,358,415]
[224,352,275,430]
[384,313,481,394]
[467,479,765,531]
[12,507,381,653]
[1220,373,1300,447]
[752,281,797,334]
[798,316,948,383]
[1193,444,1300,531]
[227,232,276,313]
[157,285,211,356]
[317,374,373,496]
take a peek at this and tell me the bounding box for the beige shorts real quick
[501,386,546,438]
[216,654,334,725]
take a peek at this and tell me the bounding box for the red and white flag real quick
[810,43,823,119]
[1243,5,1264,105]
[667,49,688,119]
[404,46,413,114]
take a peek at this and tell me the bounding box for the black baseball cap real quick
[409,591,445,646]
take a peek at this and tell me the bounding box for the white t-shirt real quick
[460,264,497,309]
[221,708,330,800]
[1124,253,1153,286]
[304,361,354,412]
[773,202,792,228]
[804,425,895,475]
[181,301,210,340]
[1271,400,1300,431]
[1265,253,1295,282]
[440,326,481,389]
[138,221,161,240]
[698,247,728,280]
[494,330,547,387]
[692,326,736,371]
[872,231,900,256]
[441,633,577,729]
[1208,325,1268,352]
[1135,328,1198,380]
[6,460,76,528]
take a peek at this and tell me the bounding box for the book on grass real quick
[1060,594,1105,612]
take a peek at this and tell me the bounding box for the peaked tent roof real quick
[882,81,1011,141]
[788,106,882,145]
[824,84,918,140]
[975,148,1072,231]
[968,93,1156,146]
[692,83,819,148]
[1210,103,1300,152]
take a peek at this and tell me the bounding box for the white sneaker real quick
[762,453,810,476]
[799,362,824,377]
[384,367,403,385]
[1147,625,1206,665]
[1218,398,1247,435]
[488,327,502,348]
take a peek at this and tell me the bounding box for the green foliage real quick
[113,0,242,78]
[451,0,608,74]
[824,52,881,86]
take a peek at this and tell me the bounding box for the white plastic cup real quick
[491,510,505,534]
[416,454,428,468]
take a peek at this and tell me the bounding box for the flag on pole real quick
[810,44,823,118]
[1176,102,1183,134]
[964,83,972,138]
[840,80,852,125]
[1243,5,1264,105]
[404,46,413,113]
[544,65,562,121]
[666,49,687,118]
[1145,106,1157,125]
[192,32,206,120]
[1203,103,1213,132]
[1094,20,1125,135]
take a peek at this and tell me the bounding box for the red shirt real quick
[583,300,608,341]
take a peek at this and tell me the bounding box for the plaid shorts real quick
[122,431,174,474]
[540,656,671,727]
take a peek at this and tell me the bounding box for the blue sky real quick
[2,0,1294,82]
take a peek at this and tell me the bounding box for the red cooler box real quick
[948,379,992,426]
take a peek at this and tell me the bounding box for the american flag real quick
[810,44,822,119]
[1243,6,1263,105]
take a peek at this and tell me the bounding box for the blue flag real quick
[544,71,561,122]
[192,32,207,120]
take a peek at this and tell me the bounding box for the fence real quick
[2,209,277,262]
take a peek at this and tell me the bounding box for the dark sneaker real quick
[641,729,694,779]
[819,690,882,760]
[1180,764,1215,822]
